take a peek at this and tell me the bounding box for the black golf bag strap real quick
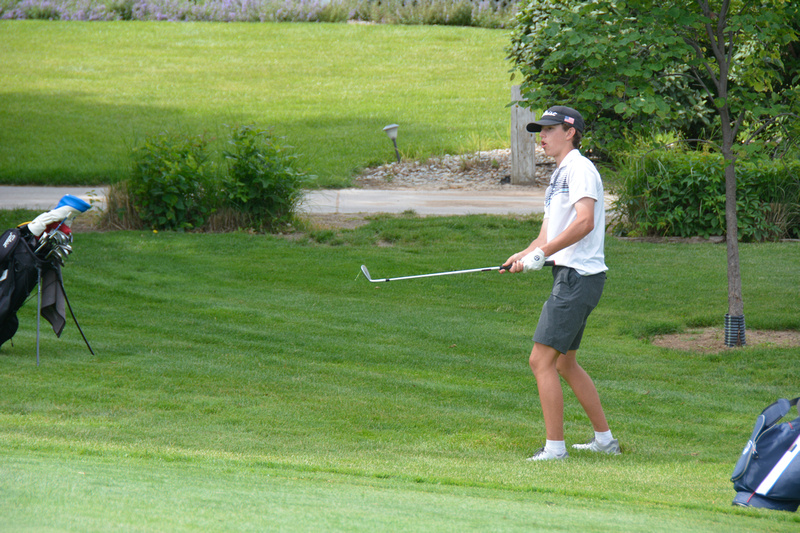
[56,268,94,356]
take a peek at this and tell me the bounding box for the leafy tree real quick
[508,0,798,345]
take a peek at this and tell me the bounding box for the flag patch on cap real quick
[564,116,574,124]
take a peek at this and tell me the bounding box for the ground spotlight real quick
[383,124,401,163]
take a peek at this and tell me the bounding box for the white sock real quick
[595,430,614,445]
[545,440,567,455]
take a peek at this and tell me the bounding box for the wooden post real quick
[510,85,536,185]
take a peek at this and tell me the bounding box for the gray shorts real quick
[533,266,606,354]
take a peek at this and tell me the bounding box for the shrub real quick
[220,125,310,232]
[104,126,311,232]
[128,132,216,231]
[612,148,800,241]
[19,0,62,19]
[106,0,135,20]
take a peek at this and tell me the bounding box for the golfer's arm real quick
[540,197,595,257]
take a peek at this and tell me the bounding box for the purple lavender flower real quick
[1,0,512,26]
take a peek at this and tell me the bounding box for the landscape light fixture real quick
[383,124,401,163]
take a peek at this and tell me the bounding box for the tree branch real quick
[743,112,800,144]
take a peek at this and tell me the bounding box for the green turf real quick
[2,454,793,532]
[0,21,514,187]
[1,214,799,530]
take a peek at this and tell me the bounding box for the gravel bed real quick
[354,147,555,190]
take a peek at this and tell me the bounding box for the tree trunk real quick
[724,160,744,318]
[723,154,746,347]
[719,94,745,346]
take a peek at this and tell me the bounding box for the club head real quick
[48,248,65,266]
[360,265,373,282]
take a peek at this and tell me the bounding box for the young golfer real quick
[502,106,620,461]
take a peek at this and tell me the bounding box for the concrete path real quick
[0,186,105,211]
[0,185,612,216]
[299,188,547,216]
[0,185,550,216]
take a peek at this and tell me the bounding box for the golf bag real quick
[0,227,59,347]
[0,194,94,360]
[731,397,800,511]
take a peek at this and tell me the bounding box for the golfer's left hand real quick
[521,248,546,272]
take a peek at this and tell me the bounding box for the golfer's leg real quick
[556,350,609,432]
[529,342,564,441]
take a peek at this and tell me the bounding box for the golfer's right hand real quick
[501,252,526,273]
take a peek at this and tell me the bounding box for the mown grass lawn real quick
[1,212,798,530]
[1,21,513,187]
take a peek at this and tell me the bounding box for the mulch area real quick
[653,328,800,353]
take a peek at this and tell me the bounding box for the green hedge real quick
[106,126,309,232]
[612,150,800,241]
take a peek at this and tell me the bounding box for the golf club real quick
[360,261,555,283]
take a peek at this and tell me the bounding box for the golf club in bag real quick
[731,397,800,511]
[0,194,94,365]
[360,260,555,283]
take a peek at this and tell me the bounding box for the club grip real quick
[498,260,555,271]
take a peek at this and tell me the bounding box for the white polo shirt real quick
[543,149,607,276]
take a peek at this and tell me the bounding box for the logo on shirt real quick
[544,167,569,209]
